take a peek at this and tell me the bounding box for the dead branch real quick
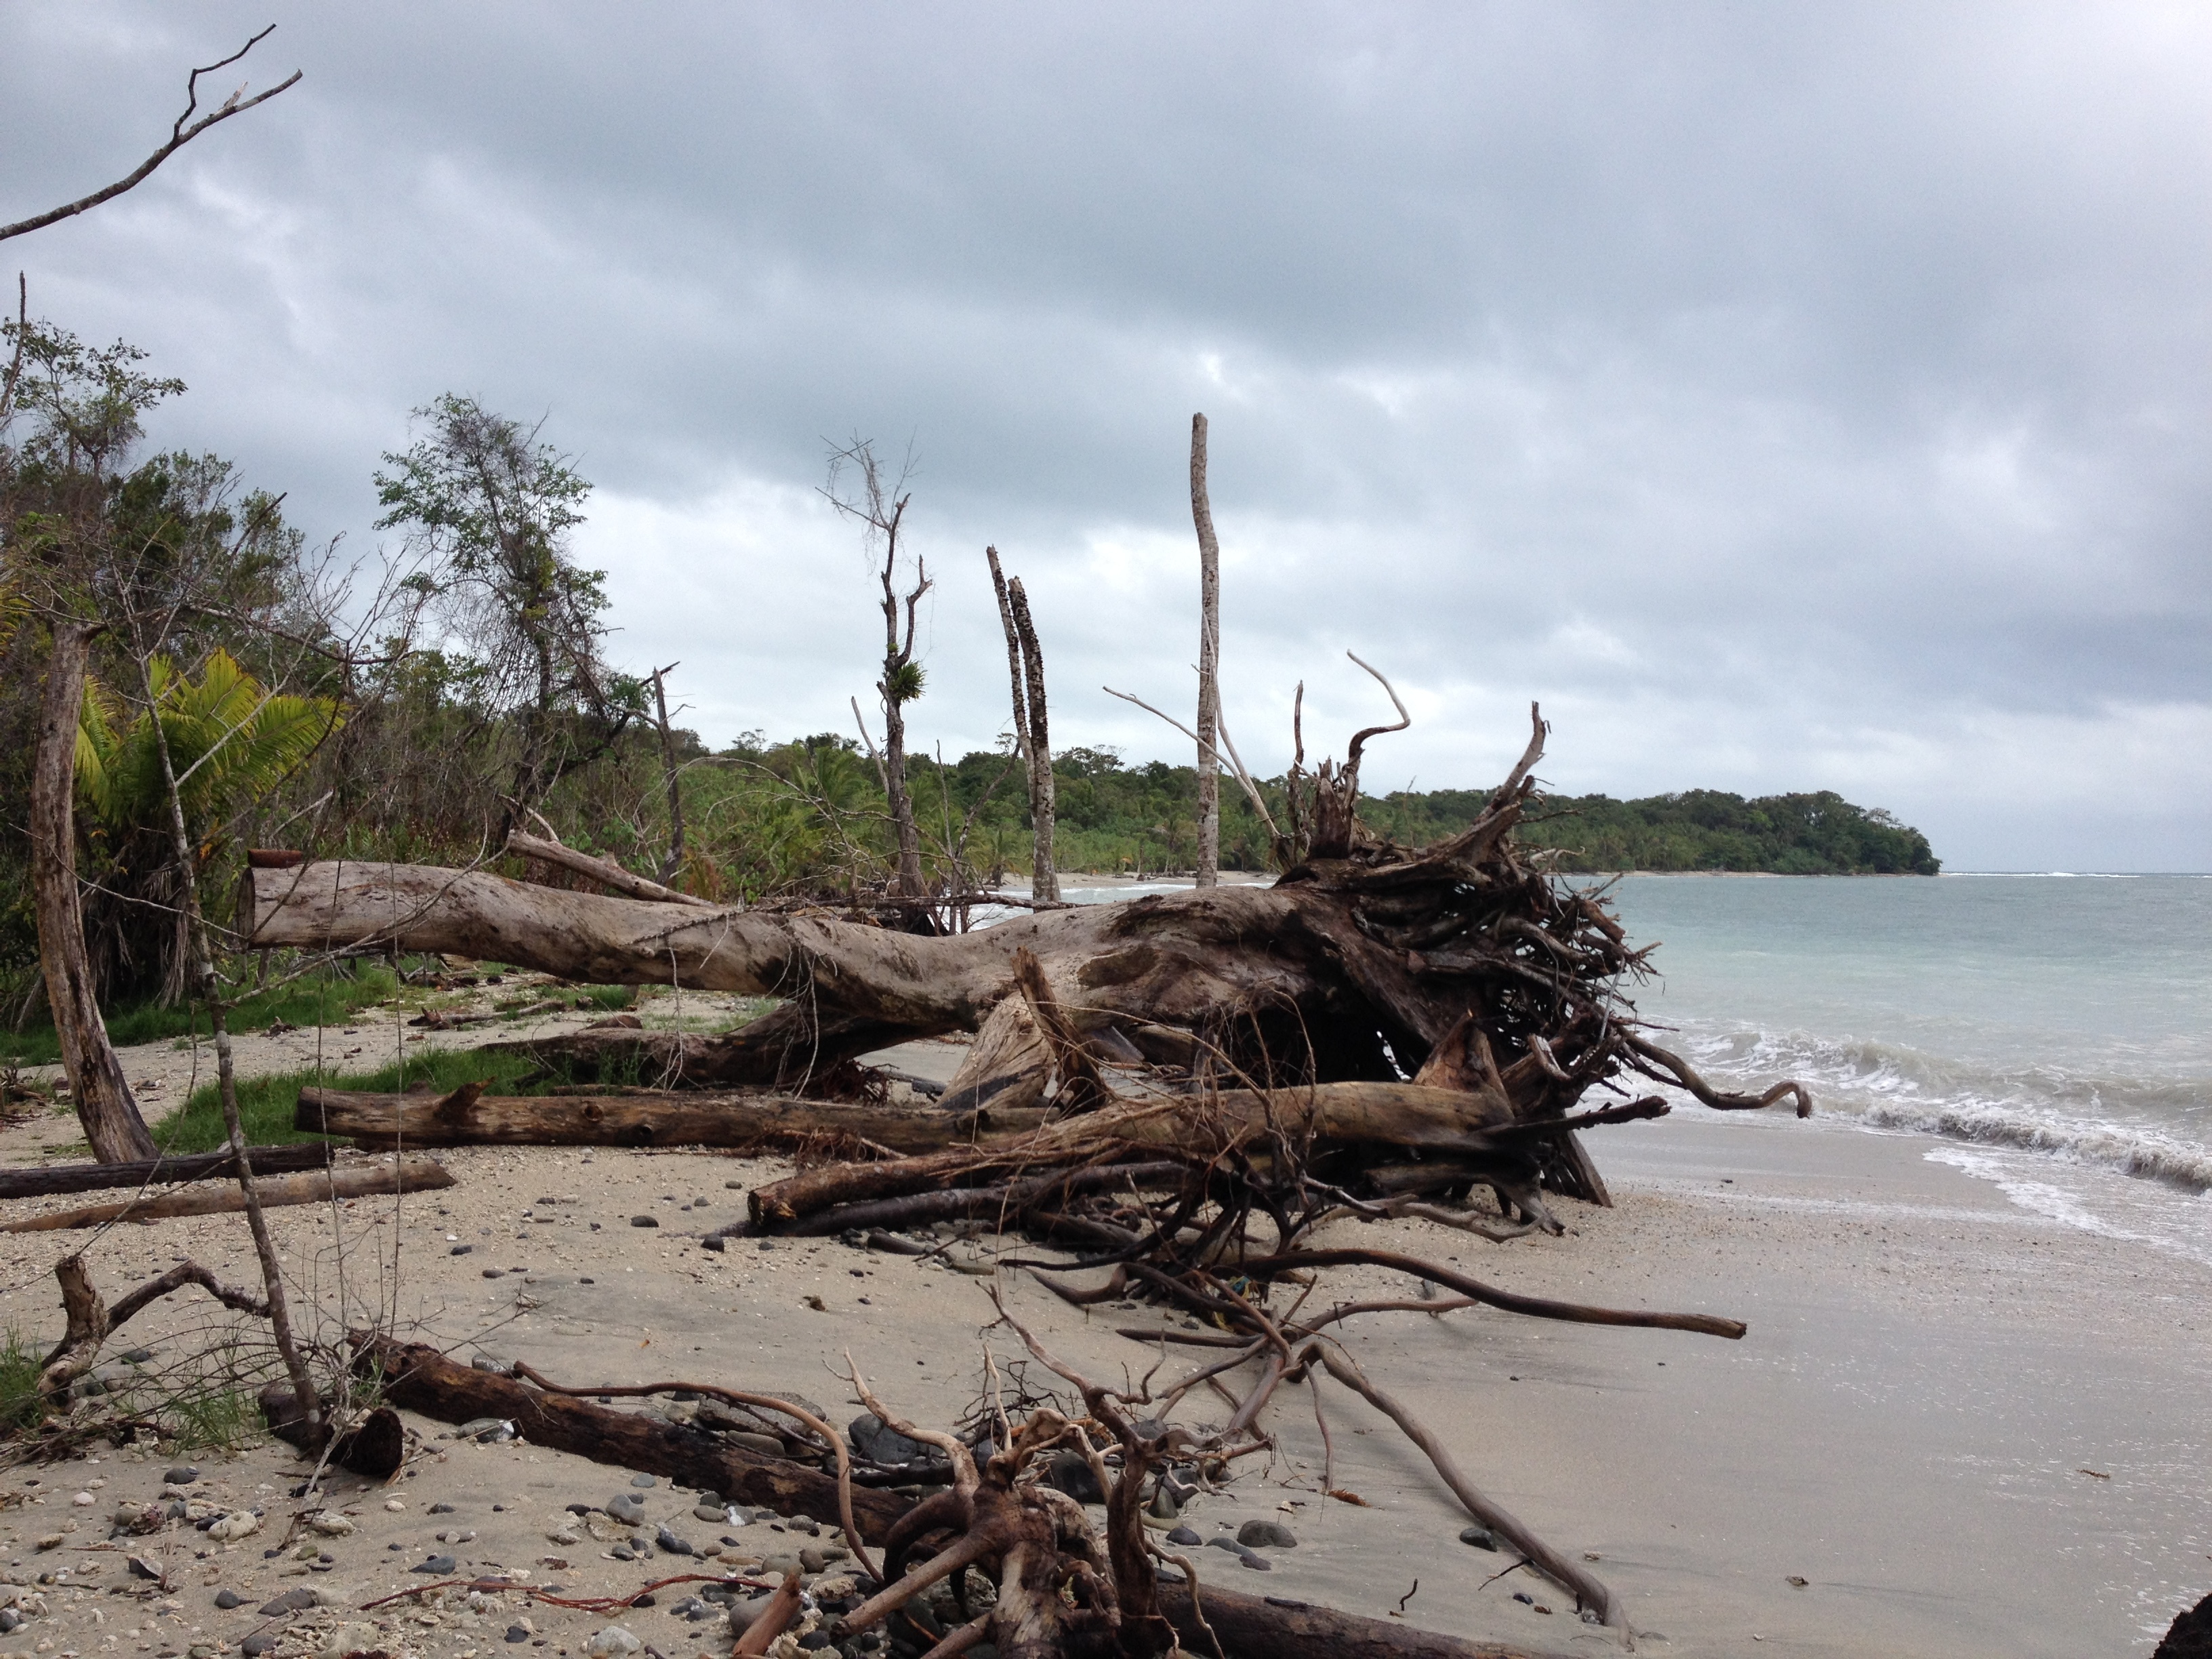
[1,1155,453,1232]
[37,1255,269,1400]
[506,828,718,908]
[1,28,302,244]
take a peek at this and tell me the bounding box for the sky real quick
[5,3,2209,871]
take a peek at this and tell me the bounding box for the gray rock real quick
[1458,1525,1498,1551]
[693,1504,727,1523]
[1205,1536,1245,1554]
[725,1431,785,1457]
[630,1473,657,1488]
[259,1589,319,1616]
[163,1466,199,1486]
[121,1348,155,1364]
[213,1591,243,1610]
[610,1544,636,1563]
[470,1355,509,1373]
[1167,1525,1201,1547]
[505,1626,531,1643]
[429,1502,457,1515]
[415,1555,457,1575]
[242,1637,274,1656]
[655,1526,693,1557]
[1237,1519,1296,1550]
[127,1556,165,1582]
[847,1412,941,1467]
[630,1215,659,1228]
[450,1244,473,1256]
[1238,1551,1272,1571]
[0,1608,22,1633]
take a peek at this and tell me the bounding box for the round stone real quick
[163,1467,200,1486]
[630,1215,659,1229]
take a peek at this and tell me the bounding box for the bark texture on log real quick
[0,1155,453,1232]
[31,621,156,1163]
[1157,1582,1573,1659]
[299,1086,1042,1153]
[359,1338,912,1540]
[0,1142,333,1199]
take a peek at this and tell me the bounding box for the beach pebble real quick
[125,1556,165,1582]
[630,1215,659,1228]
[163,1467,200,1486]
[241,1637,274,1656]
[630,1473,657,1488]
[585,1624,642,1657]
[1237,1519,1296,1549]
[693,1503,726,1523]
[505,1626,531,1643]
[70,1492,95,1507]
[470,1354,510,1372]
[207,1511,261,1542]
[1459,1526,1499,1551]
[610,1544,636,1562]
[655,1526,694,1557]
[414,1555,457,1575]
[437,1529,477,1544]
[1167,1525,1202,1547]
[306,1513,354,1536]
[260,1589,319,1616]
[213,1591,243,1610]
[429,1501,456,1514]
[384,1498,406,1512]
[548,1527,581,1547]
[451,1244,473,1256]
[1237,1552,1272,1571]
[0,1609,20,1633]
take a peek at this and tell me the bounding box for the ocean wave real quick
[1661,1024,2212,1193]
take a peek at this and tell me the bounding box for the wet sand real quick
[3,1050,2208,1657]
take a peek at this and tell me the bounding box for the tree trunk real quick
[882,690,925,899]
[297,1085,1044,1152]
[0,1142,335,1200]
[651,663,686,885]
[1006,575,1059,903]
[1190,412,1222,887]
[1,1155,453,1233]
[30,621,157,1162]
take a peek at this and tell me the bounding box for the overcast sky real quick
[7,3,2209,869]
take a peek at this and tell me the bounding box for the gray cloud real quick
[5,2,2209,869]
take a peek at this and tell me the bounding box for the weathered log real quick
[504,830,717,909]
[1156,1581,1572,1659]
[356,1336,912,1540]
[38,1255,270,1400]
[0,1155,453,1232]
[749,1081,1517,1227]
[0,1142,334,1200]
[298,1086,1043,1152]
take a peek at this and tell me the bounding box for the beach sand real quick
[2,1043,2207,1658]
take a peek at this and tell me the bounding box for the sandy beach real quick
[2,1032,2207,1659]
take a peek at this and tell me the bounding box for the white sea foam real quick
[1665,1023,2212,1193]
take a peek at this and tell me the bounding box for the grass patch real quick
[0,962,405,1070]
[0,1330,45,1435]
[155,1045,545,1153]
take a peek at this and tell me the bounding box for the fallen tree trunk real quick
[245,710,1810,1211]
[748,1080,1521,1227]
[356,1336,912,1540]
[0,1155,453,1232]
[1156,1582,1573,1659]
[298,1086,1043,1153]
[0,1142,334,1200]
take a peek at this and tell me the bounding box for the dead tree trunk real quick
[1191,413,1222,886]
[987,548,1059,903]
[245,708,1808,1206]
[1003,567,1061,903]
[650,662,685,885]
[30,621,157,1162]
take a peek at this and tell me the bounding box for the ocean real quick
[1057,872,2212,1262]
[1603,873,2212,1262]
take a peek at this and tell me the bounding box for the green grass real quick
[0,1330,44,1434]
[0,962,404,1070]
[154,1045,546,1153]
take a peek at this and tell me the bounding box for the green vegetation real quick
[1366,785,1941,875]
[0,963,399,1070]
[0,1330,43,1434]
[154,1044,544,1153]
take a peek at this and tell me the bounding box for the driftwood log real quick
[298,1085,1042,1153]
[360,1336,1574,1659]
[243,710,1806,1211]
[0,1155,453,1232]
[0,1142,334,1199]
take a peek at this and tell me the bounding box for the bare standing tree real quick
[1189,413,1223,886]
[649,661,685,884]
[0,26,302,245]
[986,547,1058,903]
[825,440,930,900]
